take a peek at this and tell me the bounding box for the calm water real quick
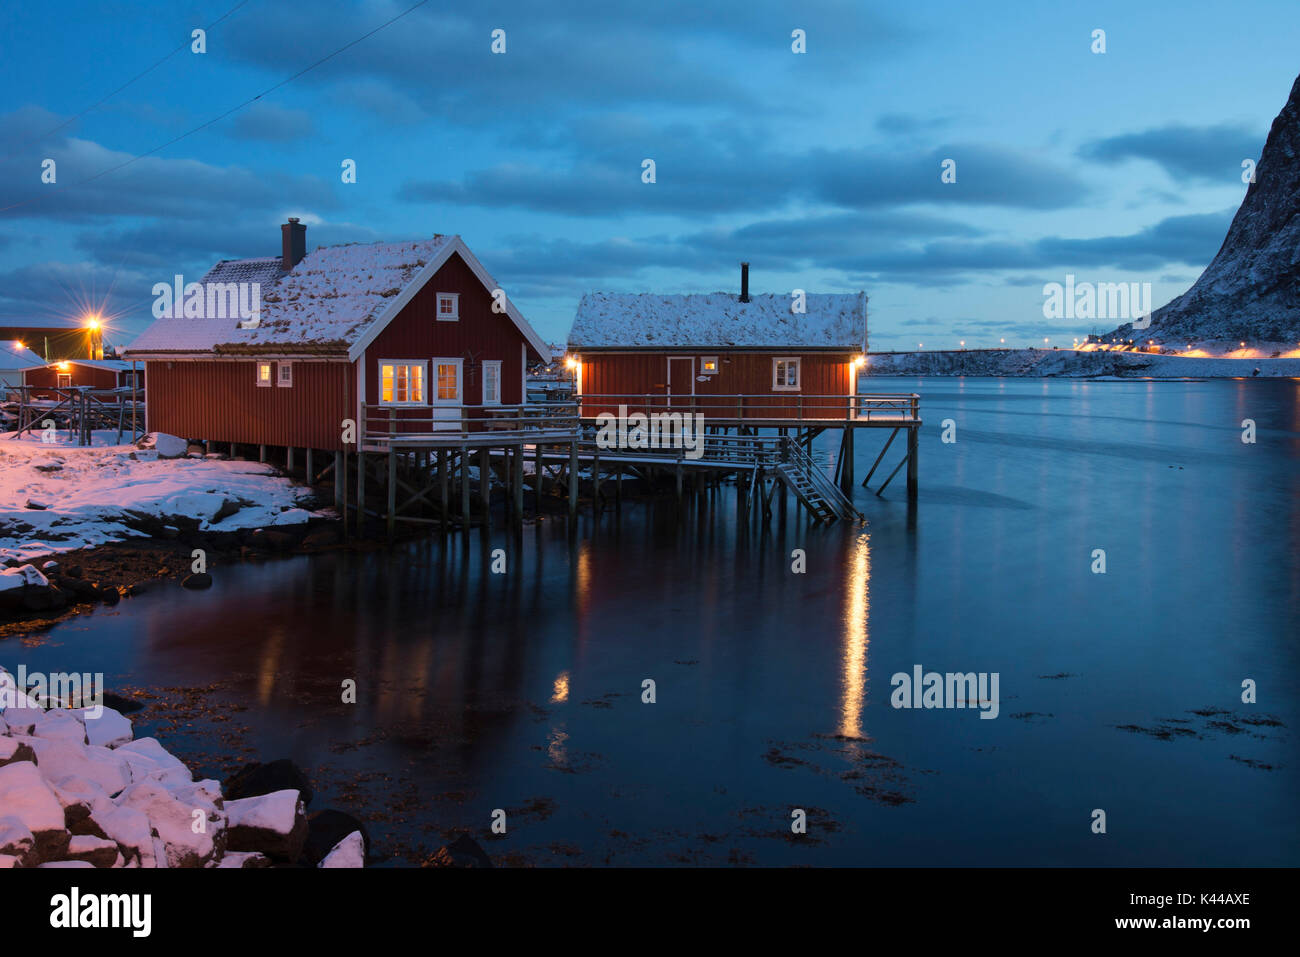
[10,377,1299,865]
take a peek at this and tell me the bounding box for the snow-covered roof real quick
[125,235,549,361]
[127,239,451,355]
[0,341,46,369]
[568,292,868,351]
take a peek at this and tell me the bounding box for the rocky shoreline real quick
[0,664,368,868]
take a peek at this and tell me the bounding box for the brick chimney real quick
[281,217,306,270]
[739,262,750,303]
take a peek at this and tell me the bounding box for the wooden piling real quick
[906,425,918,501]
[333,450,343,512]
[568,441,579,519]
[512,443,524,524]
[438,449,449,526]
[479,447,491,515]
[386,449,397,538]
[460,447,471,526]
[305,448,314,486]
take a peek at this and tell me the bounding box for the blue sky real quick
[1,0,1296,350]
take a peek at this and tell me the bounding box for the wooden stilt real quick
[568,441,579,519]
[592,450,601,515]
[535,443,544,514]
[512,443,524,525]
[259,444,266,464]
[333,451,343,512]
[386,449,397,538]
[906,426,918,501]
[438,449,449,527]
[305,448,314,485]
[356,447,366,533]
[479,447,491,515]
[287,446,295,472]
[460,447,470,527]
[863,428,899,488]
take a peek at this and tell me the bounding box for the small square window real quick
[257,362,273,387]
[277,363,293,387]
[436,293,459,321]
[772,357,800,391]
[700,356,719,374]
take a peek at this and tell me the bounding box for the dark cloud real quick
[0,107,339,224]
[1079,124,1264,183]
[229,103,316,142]
[401,130,1090,217]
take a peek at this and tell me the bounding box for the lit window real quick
[772,357,800,391]
[700,356,719,374]
[379,361,427,405]
[436,362,459,401]
[482,360,501,405]
[277,363,293,387]
[257,362,273,387]
[436,293,459,321]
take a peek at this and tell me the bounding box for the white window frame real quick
[772,357,801,391]
[57,373,73,389]
[431,357,463,406]
[256,361,273,387]
[482,359,502,406]
[378,359,429,407]
[436,293,460,321]
[277,362,293,388]
[700,356,719,375]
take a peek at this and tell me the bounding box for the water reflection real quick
[839,531,871,739]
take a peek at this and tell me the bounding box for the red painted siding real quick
[363,251,531,415]
[24,364,120,393]
[576,351,854,419]
[144,360,355,450]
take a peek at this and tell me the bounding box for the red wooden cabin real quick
[22,359,142,398]
[125,221,549,453]
[566,266,868,421]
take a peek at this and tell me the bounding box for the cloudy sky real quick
[1,0,1296,350]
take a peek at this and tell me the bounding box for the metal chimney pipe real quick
[740,262,750,302]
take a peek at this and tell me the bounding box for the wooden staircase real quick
[774,438,863,523]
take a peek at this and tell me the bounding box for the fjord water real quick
[15,378,1299,865]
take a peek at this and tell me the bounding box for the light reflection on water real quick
[7,377,1299,866]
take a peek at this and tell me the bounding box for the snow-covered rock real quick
[114,737,193,787]
[90,804,156,868]
[0,564,49,591]
[115,778,222,868]
[318,830,365,868]
[214,850,271,869]
[64,835,119,868]
[0,761,69,861]
[24,737,131,798]
[75,706,134,749]
[33,708,88,745]
[225,788,307,863]
[135,432,188,459]
[0,815,35,864]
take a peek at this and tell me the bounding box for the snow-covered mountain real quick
[1110,72,1300,346]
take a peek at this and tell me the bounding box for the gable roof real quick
[34,358,134,372]
[0,341,46,369]
[125,236,549,361]
[568,292,868,351]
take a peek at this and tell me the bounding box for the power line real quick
[2,0,433,215]
[15,0,256,148]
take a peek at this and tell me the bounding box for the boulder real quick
[224,759,314,805]
[0,736,37,767]
[64,835,119,868]
[114,737,192,787]
[0,815,35,865]
[302,808,369,866]
[225,788,307,863]
[424,834,493,868]
[26,737,131,797]
[115,778,222,868]
[211,499,243,523]
[318,831,365,868]
[181,573,213,590]
[0,762,70,862]
[89,804,155,868]
[75,706,134,749]
[215,850,272,869]
[33,709,88,745]
[136,433,188,459]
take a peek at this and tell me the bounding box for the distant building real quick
[0,318,106,361]
[566,264,868,419]
[22,359,142,398]
[0,340,46,392]
[125,220,548,452]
